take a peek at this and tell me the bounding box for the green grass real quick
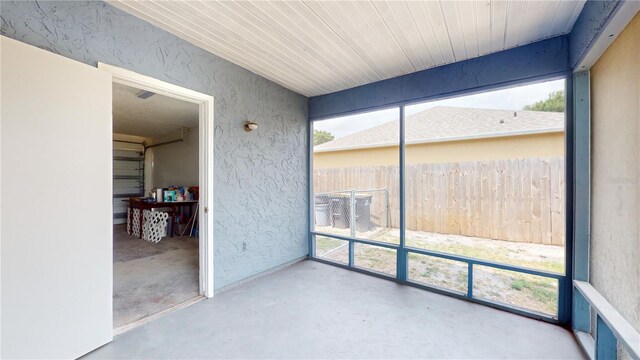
[449,243,561,273]
[457,271,468,285]
[316,237,345,254]
[407,253,468,292]
[319,231,562,314]
[357,247,394,266]
[396,232,562,313]
[511,279,527,291]
[510,275,558,312]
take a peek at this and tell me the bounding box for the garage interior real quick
[112,83,201,330]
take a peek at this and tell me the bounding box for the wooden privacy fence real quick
[314,157,565,246]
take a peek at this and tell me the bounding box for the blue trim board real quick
[312,231,398,249]
[397,105,407,282]
[467,263,474,298]
[572,71,590,283]
[311,256,561,324]
[573,288,591,333]
[569,0,622,70]
[570,71,591,331]
[312,232,565,281]
[596,315,618,359]
[560,75,575,324]
[405,246,565,280]
[308,121,316,258]
[308,36,570,120]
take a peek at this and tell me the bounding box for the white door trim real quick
[98,63,215,298]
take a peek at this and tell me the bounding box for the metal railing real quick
[311,229,566,320]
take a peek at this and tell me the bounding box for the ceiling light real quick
[136,90,156,99]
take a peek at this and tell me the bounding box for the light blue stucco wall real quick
[0,0,309,289]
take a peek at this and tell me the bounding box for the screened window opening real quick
[313,108,400,246]
[310,78,568,320]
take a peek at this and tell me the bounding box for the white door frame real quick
[98,63,215,298]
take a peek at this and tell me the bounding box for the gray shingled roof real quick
[314,106,564,152]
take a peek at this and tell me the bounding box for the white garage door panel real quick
[1,36,113,358]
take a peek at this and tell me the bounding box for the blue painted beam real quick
[313,231,565,280]
[573,71,590,283]
[573,288,591,333]
[308,36,569,120]
[308,121,315,258]
[596,315,618,359]
[467,263,473,298]
[569,0,622,70]
[562,75,576,325]
[397,105,407,282]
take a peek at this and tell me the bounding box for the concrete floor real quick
[113,224,199,328]
[90,260,584,359]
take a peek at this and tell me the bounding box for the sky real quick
[314,79,565,139]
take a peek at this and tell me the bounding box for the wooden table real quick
[125,199,198,238]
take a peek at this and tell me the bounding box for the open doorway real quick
[112,82,200,330]
[102,64,215,333]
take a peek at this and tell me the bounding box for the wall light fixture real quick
[244,121,258,132]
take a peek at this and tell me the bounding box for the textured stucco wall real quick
[590,11,640,335]
[0,1,309,289]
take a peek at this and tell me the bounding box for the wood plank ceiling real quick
[107,0,586,97]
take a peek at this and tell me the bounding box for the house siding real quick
[314,132,565,168]
[590,10,640,345]
[0,0,309,289]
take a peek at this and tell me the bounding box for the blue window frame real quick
[308,75,573,324]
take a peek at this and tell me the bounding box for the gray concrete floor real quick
[113,224,199,328]
[92,260,585,359]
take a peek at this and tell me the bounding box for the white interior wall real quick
[148,126,199,190]
[112,131,199,198]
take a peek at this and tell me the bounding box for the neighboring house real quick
[314,106,565,168]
